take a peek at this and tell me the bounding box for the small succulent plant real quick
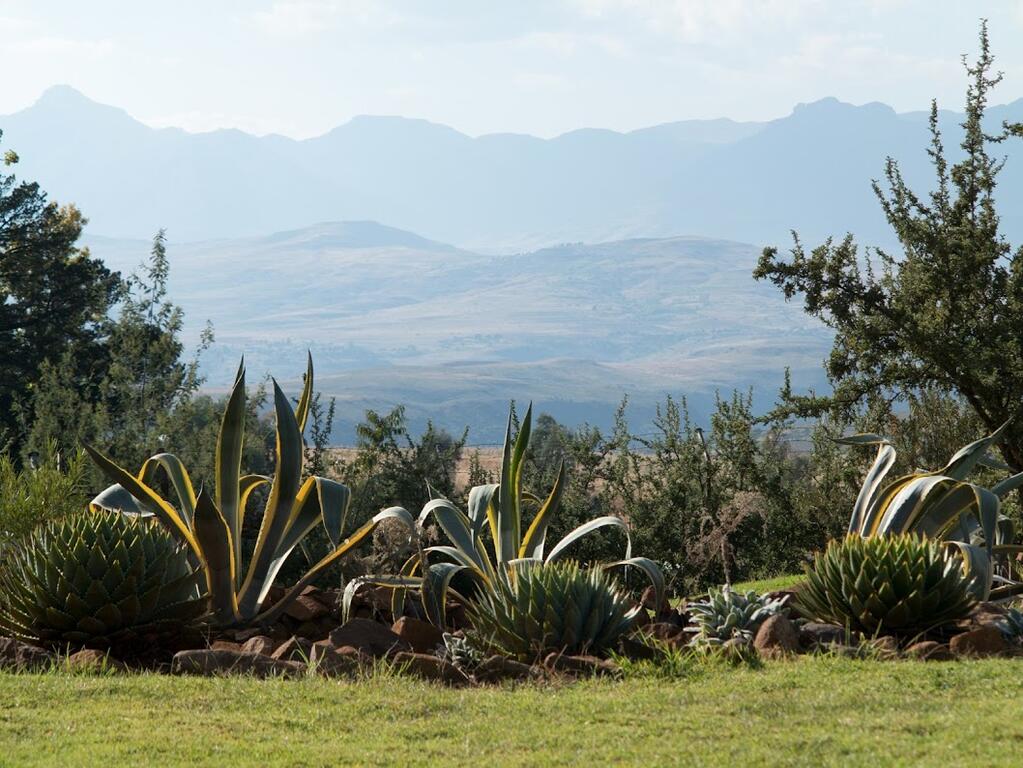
[686,586,789,646]
[441,632,484,670]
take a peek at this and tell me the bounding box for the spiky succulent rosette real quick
[0,511,207,649]
[796,534,975,636]
[468,560,637,660]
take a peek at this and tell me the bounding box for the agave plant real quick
[994,606,1023,643]
[344,404,663,628]
[685,586,788,646]
[86,356,413,627]
[0,511,206,648]
[441,632,484,670]
[468,559,637,660]
[797,534,975,635]
[839,421,1023,599]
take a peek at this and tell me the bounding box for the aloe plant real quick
[343,404,664,628]
[840,421,1023,600]
[86,355,413,626]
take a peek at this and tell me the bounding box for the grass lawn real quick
[2,657,1023,766]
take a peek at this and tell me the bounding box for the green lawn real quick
[2,657,1023,766]
[731,573,805,594]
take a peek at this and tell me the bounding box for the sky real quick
[1,1,1022,139]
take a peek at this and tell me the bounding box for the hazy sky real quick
[2,1,1022,138]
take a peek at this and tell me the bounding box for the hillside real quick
[85,224,832,441]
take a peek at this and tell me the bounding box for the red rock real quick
[0,638,53,670]
[310,642,364,677]
[328,618,410,658]
[753,614,800,658]
[392,617,444,654]
[67,648,127,673]
[270,636,314,662]
[211,640,243,653]
[285,594,330,622]
[905,641,954,661]
[950,626,1008,658]
[474,655,541,683]
[240,635,276,656]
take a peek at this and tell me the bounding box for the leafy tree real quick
[0,133,119,453]
[754,22,1023,468]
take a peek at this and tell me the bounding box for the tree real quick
[754,22,1023,468]
[0,132,120,453]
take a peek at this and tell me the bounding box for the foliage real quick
[797,534,975,636]
[0,131,120,454]
[754,22,1023,469]
[86,356,413,626]
[441,632,484,670]
[685,586,788,646]
[337,406,466,529]
[344,404,663,629]
[468,559,637,660]
[994,607,1023,643]
[838,420,1023,599]
[0,510,206,648]
[0,445,89,552]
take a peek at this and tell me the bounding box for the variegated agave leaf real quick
[87,354,414,626]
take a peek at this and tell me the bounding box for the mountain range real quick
[4,86,1023,251]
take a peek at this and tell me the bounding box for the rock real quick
[347,584,394,622]
[543,653,621,678]
[630,605,652,629]
[392,651,471,686]
[765,588,804,618]
[950,626,1009,658]
[753,614,800,658]
[210,640,243,653]
[799,622,854,649]
[445,600,469,630]
[271,636,314,662]
[171,649,305,678]
[474,655,542,683]
[392,617,444,654]
[905,641,954,661]
[241,635,276,656]
[310,642,364,677]
[0,637,54,670]
[261,585,287,607]
[329,618,410,658]
[67,649,127,673]
[285,594,330,622]
[617,634,662,661]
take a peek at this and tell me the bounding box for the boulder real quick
[240,635,276,656]
[905,640,954,661]
[641,585,670,613]
[0,637,54,670]
[392,651,471,686]
[271,636,314,662]
[171,649,305,678]
[474,655,542,683]
[753,614,800,658]
[543,653,621,678]
[863,635,900,660]
[644,622,684,641]
[328,618,410,658]
[392,617,444,654]
[66,648,127,673]
[950,626,1009,658]
[210,640,243,653]
[616,634,663,662]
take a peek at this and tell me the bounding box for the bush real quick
[0,446,89,553]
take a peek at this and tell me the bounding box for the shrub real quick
[0,447,89,553]
[686,586,788,646]
[0,511,206,649]
[796,534,975,636]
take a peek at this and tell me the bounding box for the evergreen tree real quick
[0,132,119,454]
